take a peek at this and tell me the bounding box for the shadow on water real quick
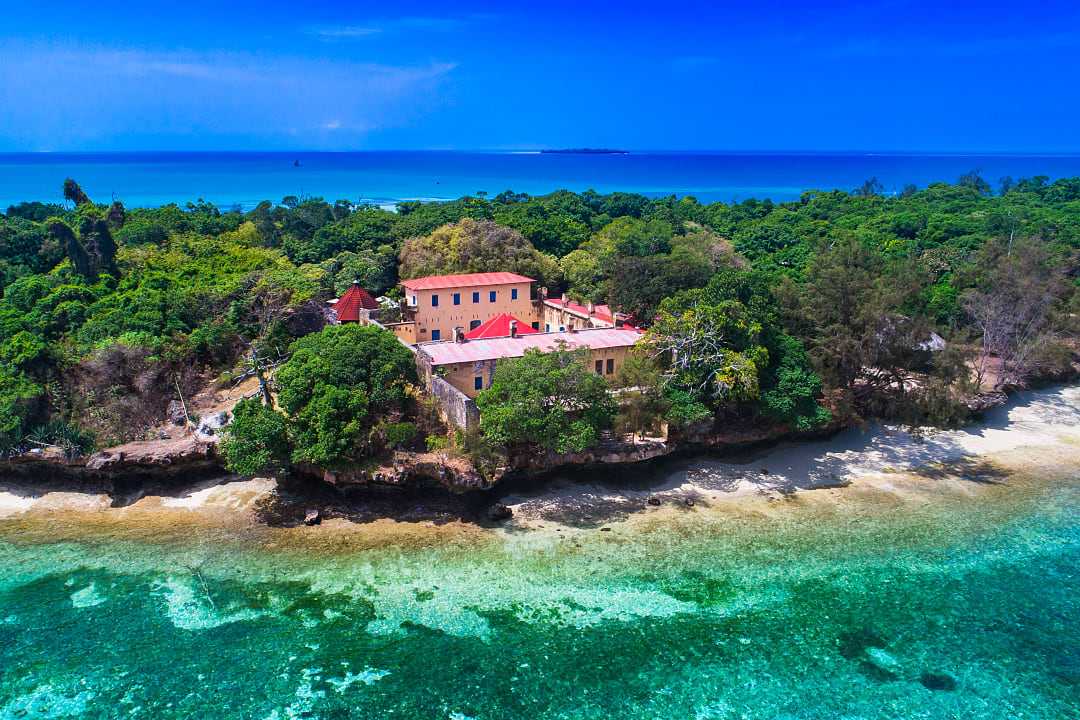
[255,475,492,529]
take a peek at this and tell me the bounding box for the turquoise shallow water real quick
[0,465,1077,719]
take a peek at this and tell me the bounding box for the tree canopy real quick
[399,218,562,288]
[476,348,616,453]
[274,324,417,468]
[2,173,1078,458]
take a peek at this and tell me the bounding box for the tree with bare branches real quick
[962,237,1069,389]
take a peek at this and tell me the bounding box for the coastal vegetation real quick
[476,348,617,454]
[2,175,1078,475]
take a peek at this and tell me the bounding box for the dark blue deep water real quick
[3,151,1080,210]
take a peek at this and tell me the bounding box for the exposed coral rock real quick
[85,435,216,473]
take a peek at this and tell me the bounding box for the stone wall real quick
[428,375,480,430]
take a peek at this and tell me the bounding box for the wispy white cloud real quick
[308,15,477,40]
[310,25,382,39]
[0,42,457,150]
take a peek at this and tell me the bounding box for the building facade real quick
[416,327,642,398]
[389,272,538,343]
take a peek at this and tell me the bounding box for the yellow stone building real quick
[386,272,537,343]
[417,327,642,398]
[335,270,644,402]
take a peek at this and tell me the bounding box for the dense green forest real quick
[2,174,1077,468]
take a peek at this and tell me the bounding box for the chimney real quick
[586,302,595,316]
[561,292,568,307]
[509,320,518,338]
[352,278,362,287]
[454,326,466,343]
[539,286,548,301]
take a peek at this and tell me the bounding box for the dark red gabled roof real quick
[464,313,539,339]
[334,282,380,323]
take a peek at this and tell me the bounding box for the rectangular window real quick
[431,329,441,341]
[474,376,483,391]
[410,295,417,306]
[595,360,603,375]
[489,291,497,303]
[545,324,550,332]
[472,291,480,303]
[453,293,461,305]
[606,359,615,375]
[431,294,439,307]
[531,322,539,330]
[511,288,518,300]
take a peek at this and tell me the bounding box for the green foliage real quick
[0,331,49,372]
[378,421,418,450]
[425,434,450,452]
[220,397,291,476]
[26,420,96,459]
[275,324,416,467]
[663,388,713,429]
[4,174,1080,451]
[321,247,398,296]
[759,334,831,431]
[476,348,616,453]
[491,190,593,256]
[649,268,827,429]
[0,366,42,447]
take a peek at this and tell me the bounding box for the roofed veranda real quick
[329,271,643,399]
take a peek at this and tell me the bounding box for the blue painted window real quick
[489,291,497,303]
[453,293,460,305]
[511,288,518,300]
[431,294,439,307]
[470,320,481,330]
[472,291,480,303]
[474,376,483,391]
[431,329,441,341]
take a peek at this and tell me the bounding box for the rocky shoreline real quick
[0,381,1047,500]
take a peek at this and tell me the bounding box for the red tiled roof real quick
[464,313,540,340]
[333,282,380,322]
[420,327,643,366]
[400,272,535,291]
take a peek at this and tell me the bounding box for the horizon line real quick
[3,148,1080,157]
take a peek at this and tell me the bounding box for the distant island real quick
[539,148,629,155]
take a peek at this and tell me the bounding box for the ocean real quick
[1,386,1078,718]
[3,151,1080,210]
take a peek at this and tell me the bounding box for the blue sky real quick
[1,0,1078,152]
